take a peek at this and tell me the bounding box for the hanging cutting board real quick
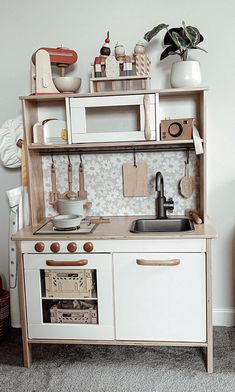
[122,161,148,197]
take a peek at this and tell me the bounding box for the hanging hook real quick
[133,149,137,168]
[67,154,71,166]
[51,155,55,167]
[79,154,83,164]
[185,149,189,165]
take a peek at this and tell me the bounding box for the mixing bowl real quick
[53,77,81,93]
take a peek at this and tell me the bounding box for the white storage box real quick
[45,269,95,298]
[50,300,97,324]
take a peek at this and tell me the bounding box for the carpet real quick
[0,327,234,392]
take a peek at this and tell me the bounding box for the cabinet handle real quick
[143,95,151,140]
[136,258,180,266]
[46,259,88,267]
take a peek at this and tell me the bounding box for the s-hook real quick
[133,149,137,168]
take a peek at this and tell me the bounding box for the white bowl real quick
[53,77,81,93]
[52,214,82,229]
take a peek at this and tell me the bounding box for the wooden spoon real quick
[78,162,87,199]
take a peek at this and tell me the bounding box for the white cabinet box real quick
[113,252,206,342]
[66,94,158,143]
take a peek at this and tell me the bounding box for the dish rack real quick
[0,276,10,339]
[50,300,98,324]
[45,269,96,298]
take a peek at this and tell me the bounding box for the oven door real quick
[24,253,114,340]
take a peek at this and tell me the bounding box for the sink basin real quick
[130,218,194,233]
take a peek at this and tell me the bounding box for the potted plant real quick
[144,21,207,88]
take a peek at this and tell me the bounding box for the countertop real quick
[12,216,217,241]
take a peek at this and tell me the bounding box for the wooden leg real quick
[207,340,213,373]
[90,80,94,93]
[96,82,100,92]
[17,244,33,367]
[146,77,151,89]
[206,239,213,373]
[22,337,32,368]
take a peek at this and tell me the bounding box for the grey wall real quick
[0,0,235,325]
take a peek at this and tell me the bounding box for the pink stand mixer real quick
[31,46,81,94]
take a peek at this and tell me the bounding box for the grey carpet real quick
[0,327,234,392]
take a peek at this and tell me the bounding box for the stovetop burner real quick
[53,226,80,232]
[33,219,97,235]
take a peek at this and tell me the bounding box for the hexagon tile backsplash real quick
[42,151,199,217]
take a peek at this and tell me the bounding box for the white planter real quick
[170,61,202,88]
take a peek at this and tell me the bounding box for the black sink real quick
[130,218,194,233]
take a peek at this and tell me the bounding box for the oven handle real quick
[46,259,88,267]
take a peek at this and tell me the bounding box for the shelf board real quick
[19,87,208,101]
[28,140,198,154]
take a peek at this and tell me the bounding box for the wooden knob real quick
[83,242,93,253]
[67,242,77,253]
[50,242,60,253]
[34,242,45,252]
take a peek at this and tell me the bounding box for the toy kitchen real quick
[12,42,217,373]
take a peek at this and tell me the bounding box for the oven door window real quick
[41,269,98,324]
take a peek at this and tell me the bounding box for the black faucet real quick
[155,171,174,219]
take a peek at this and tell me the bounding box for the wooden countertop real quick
[12,216,217,241]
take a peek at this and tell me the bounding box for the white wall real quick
[0,0,234,325]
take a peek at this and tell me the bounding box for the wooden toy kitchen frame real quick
[13,87,217,372]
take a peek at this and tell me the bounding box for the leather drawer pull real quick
[136,258,180,266]
[46,259,88,267]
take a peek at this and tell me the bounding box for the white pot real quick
[170,61,202,88]
[57,197,89,219]
[52,214,82,229]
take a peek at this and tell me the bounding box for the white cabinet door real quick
[24,253,114,340]
[113,253,206,342]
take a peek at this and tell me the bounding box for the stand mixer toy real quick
[31,46,81,94]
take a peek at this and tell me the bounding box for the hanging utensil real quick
[63,155,77,198]
[179,150,194,198]
[122,150,148,197]
[49,156,59,206]
[78,155,87,199]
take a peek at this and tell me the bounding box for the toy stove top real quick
[34,219,97,235]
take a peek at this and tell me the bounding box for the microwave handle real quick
[143,95,151,140]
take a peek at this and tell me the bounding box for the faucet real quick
[155,171,174,219]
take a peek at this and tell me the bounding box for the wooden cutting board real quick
[122,161,148,197]
[179,161,194,198]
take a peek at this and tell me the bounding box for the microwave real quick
[66,93,158,144]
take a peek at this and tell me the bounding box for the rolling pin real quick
[185,209,202,224]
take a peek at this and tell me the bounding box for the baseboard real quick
[213,307,235,326]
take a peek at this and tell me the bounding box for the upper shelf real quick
[19,87,208,101]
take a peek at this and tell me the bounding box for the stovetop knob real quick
[34,242,45,252]
[83,242,93,253]
[67,242,77,253]
[50,242,60,253]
